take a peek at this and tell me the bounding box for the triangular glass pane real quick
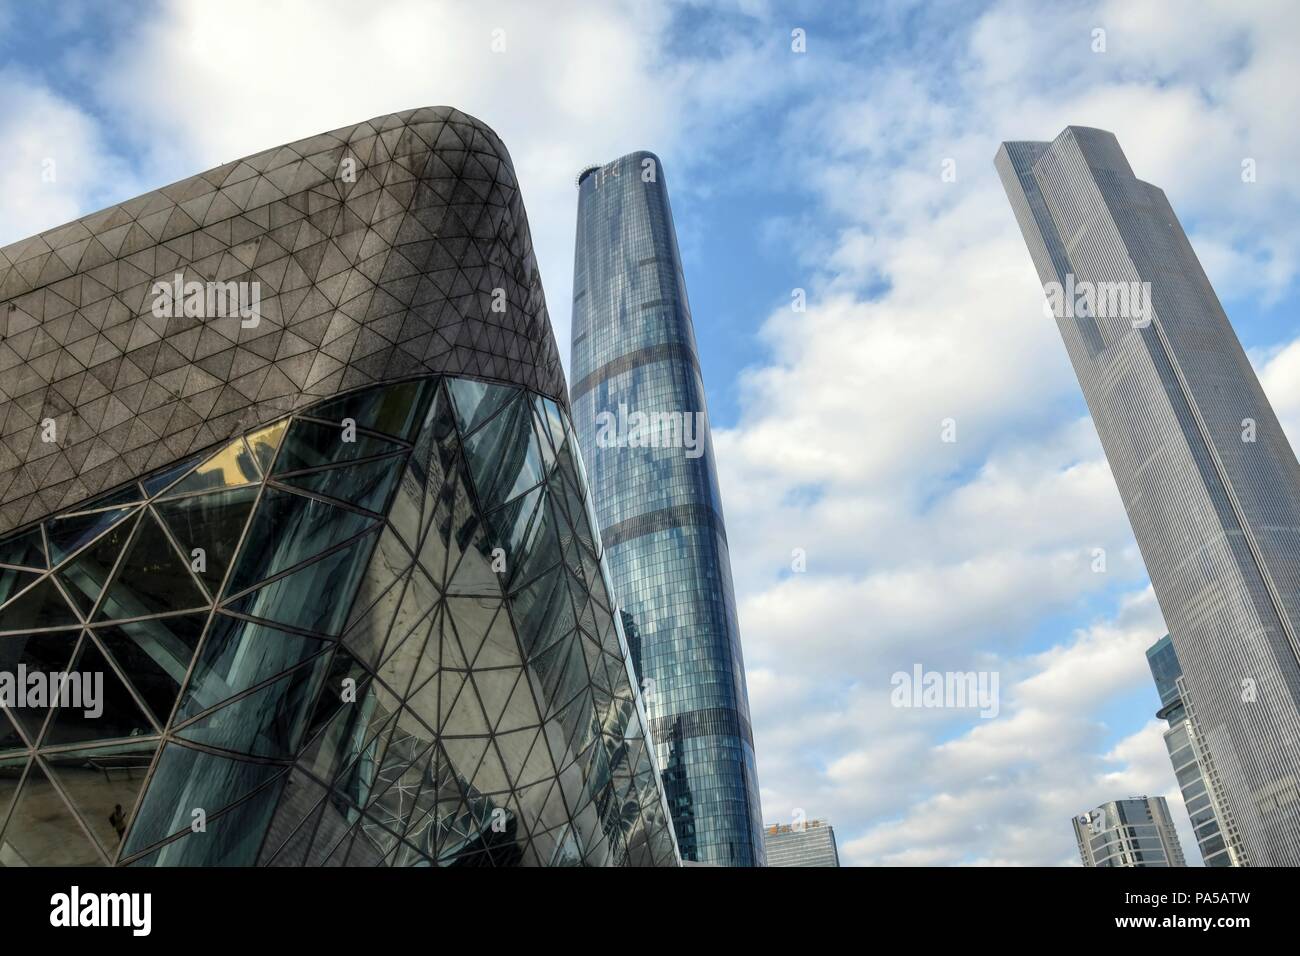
[496,672,542,735]
[345,526,411,633]
[446,539,504,598]
[271,419,404,475]
[343,574,406,668]
[471,744,510,796]
[56,511,140,618]
[0,577,80,632]
[512,567,572,660]
[441,675,490,737]
[175,652,332,758]
[121,743,282,855]
[63,483,144,514]
[447,597,503,667]
[461,396,545,512]
[142,452,204,497]
[416,475,456,586]
[131,773,285,866]
[96,614,206,728]
[0,526,46,569]
[403,606,445,698]
[0,708,26,755]
[176,613,325,720]
[474,667,524,732]
[534,397,568,462]
[277,453,405,514]
[0,566,40,607]
[298,677,386,790]
[0,761,103,865]
[407,382,456,496]
[155,486,258,597]
[298,647,368,752]
[446,378,518,437]
[225,488,378,595]
[43,638,157,745]
[332,710,401,808]
[94,511,208,622]
[387,567,438,651]
[442,734,492,785]
[0,754,27,831]
[376,613,433,701]
[46,506,137,566]
[303,378,436,441]
[0,630,80,740]
[42,740,158,861]
[247,419,289,474]
[508,497,562,594]
[258,769,328,865]
[163,437,260,496]
[485,484,542,574]
[227,529,379,637]
[518,730,558,789]
[531,408,557,473]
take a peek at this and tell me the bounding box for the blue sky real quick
[4,0,1299,865]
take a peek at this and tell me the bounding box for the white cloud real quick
[722,0,1300,865]
[0,68,140,247]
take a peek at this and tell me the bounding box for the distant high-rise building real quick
[1074,797,1186,867]
[1146,636,1247,866]
[570,152,764,865]
[764,820,840,867]
[998,126,1300,866]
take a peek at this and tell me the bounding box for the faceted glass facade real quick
[0,374,679,866]
[998,127,1300,866]
[570,153,764,865]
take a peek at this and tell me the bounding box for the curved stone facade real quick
[0,106,566,533]
[0,112,679,867]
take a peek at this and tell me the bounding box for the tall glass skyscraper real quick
[1073,797,1186,867]
[0,108,680,867]
[570,152,764,865]
[1146,636,1246,866]
[998,127,1300,866]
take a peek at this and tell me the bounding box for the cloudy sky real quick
[3,0,1299,865]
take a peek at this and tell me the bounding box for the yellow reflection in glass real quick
[166,437,260,496]
[246,419,289,473]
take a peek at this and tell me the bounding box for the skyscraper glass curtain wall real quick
[570,154,765,865]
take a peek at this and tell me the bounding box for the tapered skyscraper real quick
[570,153,764,865]
[998,127,1300,866]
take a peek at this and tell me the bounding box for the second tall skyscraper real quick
[570,153,765,865]
[998,127,1300,866]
